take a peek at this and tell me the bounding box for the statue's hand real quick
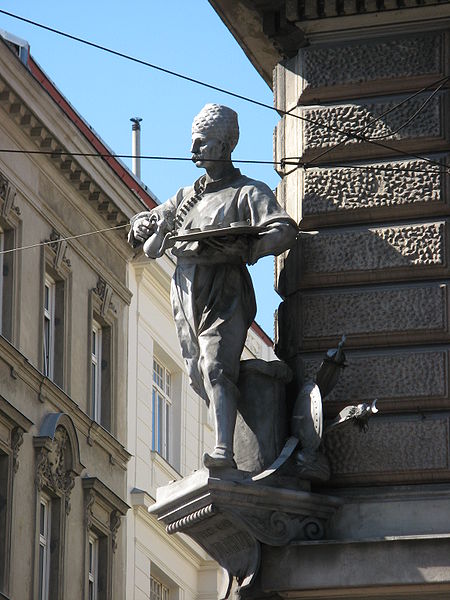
[132,216,157,243]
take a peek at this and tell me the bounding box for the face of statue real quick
[190,133,228,169]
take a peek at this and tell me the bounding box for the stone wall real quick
[275,25,450,487]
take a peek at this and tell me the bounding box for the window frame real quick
[88,285,117,434]
[152,358,172,462]
[150,574,170,600]
[91,321,102,424]
[43,275,56,380]
[38,494,51,600]
[88,532,99,600]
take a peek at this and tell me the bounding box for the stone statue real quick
[129,103,298,469]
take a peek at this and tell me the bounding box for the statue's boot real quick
[203,383,238,469]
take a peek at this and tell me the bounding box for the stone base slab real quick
[257,536,450,600]
[149,469,342,597]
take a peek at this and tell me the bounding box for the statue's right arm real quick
[128,194,179,249]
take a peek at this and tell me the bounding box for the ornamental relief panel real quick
[35,426,76,515]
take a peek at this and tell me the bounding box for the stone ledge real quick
[257,535,450,599]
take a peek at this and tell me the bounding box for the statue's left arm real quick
[247,221,298,265]
[242,182,298,265]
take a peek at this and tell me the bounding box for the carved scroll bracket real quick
[149,470,342,599]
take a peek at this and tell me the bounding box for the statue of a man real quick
[129,104,297,468]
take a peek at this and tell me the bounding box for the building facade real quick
[0,27,278,600]
[209,1,450,598]
[0,32,156,600]
[126,250,276,600]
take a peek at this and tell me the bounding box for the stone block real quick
[300,155,449,227]
[324,413,450,485]
[277,282,450,355]
[302,347,449,413]
[258,536,450,598]
[299,220,448,287]
[297,32,447,103]
[295,91,449,162]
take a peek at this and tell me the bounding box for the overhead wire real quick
[0,147,447,176]
[0,223,128,256]
[0,8,448,172]
[0,8,447,261]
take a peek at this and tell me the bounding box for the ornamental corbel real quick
[11,426,24,475]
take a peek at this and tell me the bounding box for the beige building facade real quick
[0,31,156,600]
[126,250,276,600]
[0,26,278,600]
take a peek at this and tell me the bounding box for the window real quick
[43,276,55,379]
[38,496,51,600]
[89,317,112,429]
[0,229,3,334]
[88,534,99,600]
[150,575,169,600]
[0,451,10,592]
[152,359,171,461]
[0,221,16,342]
[91,322,102,423]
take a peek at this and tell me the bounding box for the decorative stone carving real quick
[34,413,84,515]
[149,470,342,598]
[303,349,447,410]
[300,283,448,344]
[301,221,446,279]
[84,489,96,530]
[35,427,76,515]
[302,157,446,222]
[94,277,116,316]
[325,415,450,484]
[301,93,445,154]
[110,510,121,553]
[11,426,24,474]
[287,0,437,20]
[45,229,71,269]
[0,171,20,218]
[300,33,442,90]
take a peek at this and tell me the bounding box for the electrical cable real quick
[0,223,127,255]
[0,8,448,171]
[0,147,447,176]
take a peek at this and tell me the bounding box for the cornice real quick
[82,476,130,515]
[0,335,131,470]
[0,39,148,231]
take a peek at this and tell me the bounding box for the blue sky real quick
[0,1,282,336]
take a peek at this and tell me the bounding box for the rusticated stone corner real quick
[303,348,448,413]
[324,414,450,485]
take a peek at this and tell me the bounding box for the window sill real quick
[150,450,181,482]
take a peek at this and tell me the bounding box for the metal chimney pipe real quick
[130,117,142,179]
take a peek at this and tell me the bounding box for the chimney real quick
[130,117,142,179]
